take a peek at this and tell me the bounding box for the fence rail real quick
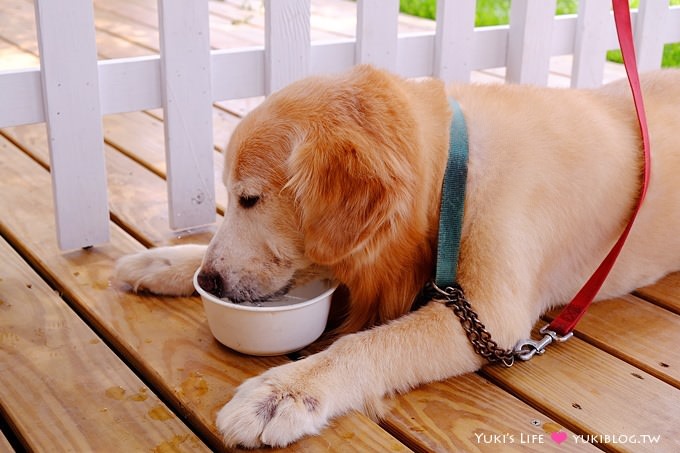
[1,0,679,249]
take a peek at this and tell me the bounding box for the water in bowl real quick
[221,293,306,308]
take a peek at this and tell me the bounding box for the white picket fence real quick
[1,0,679,250]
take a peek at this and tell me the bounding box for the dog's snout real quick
[197,269,225,298]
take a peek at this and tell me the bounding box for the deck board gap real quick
[102,136,167,180]
[378,419,432,453]
[0,396,29,453]
[108,211,155,249]
[0,225,63,299]
[0,131,50,173]
[92,0,159,30]
[632,290,680,316]
[475,369,608,452]
[213,102,247,121]
[96,28,158,55]
[0,35,35,62]
[568,330,680,390]
[538,305,680,390]
[0,36,35,58]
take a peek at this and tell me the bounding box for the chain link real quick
[425,281,516,367]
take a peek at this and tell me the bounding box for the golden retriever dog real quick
[115,65,680,448]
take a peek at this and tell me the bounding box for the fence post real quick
[434,0,475,82]
[158,0,216,231]
[34,0,109,250]
[356,0,399,70]
[571,0,610,88]
[506,0,556,85]
[264,0,311,94]
[635,0,667,71]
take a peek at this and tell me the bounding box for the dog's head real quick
[198,65,448,327]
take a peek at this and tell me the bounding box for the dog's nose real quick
[196,269,224,298]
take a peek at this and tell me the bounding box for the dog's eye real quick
[238,194,260,209]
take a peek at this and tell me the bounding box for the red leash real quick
[548,0,652,336]
[515,0,652,359]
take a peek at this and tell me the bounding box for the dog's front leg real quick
[216,301,488,448]
[114,244,207,296]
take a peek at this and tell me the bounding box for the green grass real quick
[399,0,680,68]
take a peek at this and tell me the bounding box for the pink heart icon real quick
[551,431,568,444]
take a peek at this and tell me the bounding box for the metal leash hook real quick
[513,325,574,361]
[425,281,574,366]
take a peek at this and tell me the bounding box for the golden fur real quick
[115,65,680,448]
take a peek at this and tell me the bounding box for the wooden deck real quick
[1,0,679,451]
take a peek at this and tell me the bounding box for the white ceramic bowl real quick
[194,271,335,356]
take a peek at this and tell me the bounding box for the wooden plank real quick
[2,123,217,247]
[98,0,312,46]
[506,0,556,85]
[158,0,216,230]
[0,237,209,452]
[214,0,434,36]
[0,136,409,452]
[0,0,40,55]
[547,295,680,388]
[570,0,610,88]
[384,374,598,452]
[484,328,680,452]
[433,0,475,82]
[103,113,167,171]
[34,0,109,249]
[110,0,342,46]
[635,272,680,315]
[264,0,311,94]
[92,6,160,52]
[355,0,399,71]
[94,0,165,29]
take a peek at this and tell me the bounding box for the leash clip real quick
[513,325,573,362]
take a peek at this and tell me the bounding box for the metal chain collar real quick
[425,281,516,367]
[423,281,575,367]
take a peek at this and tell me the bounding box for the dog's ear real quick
[287,68,420,265]
[287,140,399,264]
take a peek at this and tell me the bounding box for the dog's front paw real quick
[114,244,206,296]
[216,363,331,448]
